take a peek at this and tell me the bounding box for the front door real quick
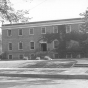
[41,43,47,51]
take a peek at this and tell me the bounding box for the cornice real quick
[2,18,84,30]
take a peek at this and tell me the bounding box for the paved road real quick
[0,76,88,88]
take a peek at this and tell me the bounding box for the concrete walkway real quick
[0,68,88,79]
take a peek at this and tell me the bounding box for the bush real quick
[0,52,8,60]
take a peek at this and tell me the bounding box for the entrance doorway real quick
[40,43,47,51]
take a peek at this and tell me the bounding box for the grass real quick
[19,60,77,68]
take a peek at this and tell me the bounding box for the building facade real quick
[2,18,85,60]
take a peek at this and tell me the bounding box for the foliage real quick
[0,52,7,59]
[39,25,88,58]
[0,0,31,23]
[80,9,88,31]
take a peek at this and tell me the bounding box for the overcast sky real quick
[11,0,88,22]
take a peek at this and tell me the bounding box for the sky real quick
[10,0,88,22]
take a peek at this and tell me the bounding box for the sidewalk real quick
[0,68,88,79]
[0,59,88,79]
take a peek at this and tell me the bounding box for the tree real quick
[80,9,88,32]
[0,0,31,23]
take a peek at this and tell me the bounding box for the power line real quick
[29,0,47,11]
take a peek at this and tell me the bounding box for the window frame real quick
[19,54,24,59]
[53,27,58,33]
[30,53,35,59]
[18,42,23,50]
[7,29,12,36]
[66,25,71,33]
[30,41,35,50]
[18,29,23,36]
[41,27,46,34]
[53,40,59,49]
[8,42,12,51]
[8,54,13,59]
[29,28,34,35]
[54,53,59,59]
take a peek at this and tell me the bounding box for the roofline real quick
[2,18,83,26]
[2,18,84,29]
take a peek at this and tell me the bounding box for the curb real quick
[0,73,88,79]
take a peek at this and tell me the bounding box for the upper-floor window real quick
[29,28,34,35]
[53,40,59,49]
[41,27,46,34]
[18,42,23,50]
[53,27,58,33]
[30,41,35,50]
[78,24,84,32]
[8,42,12,50]
[18,29,23,36]
[66,25,71,33]
[7,30,12,36]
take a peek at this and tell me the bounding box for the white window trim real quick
[66,53,72,58]
[53,27,58,33]
[18,42,23,50]
[7,29,12,37]
[41,27,46,34]
[53,39,59,49]
[19,54,24,59]
[66,25,71,33]
[54,53,59,59]
[29,28,34,35]
[30,53,35,59]
[18,29,23,36]
[8,42,12,51]
[30,41,35,50]
[8,54,13,59]
[78,24,83,32]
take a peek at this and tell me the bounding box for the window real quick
[30,53,35,59]
[29,28,34,35]
[66,25,71,33]
[53,40,59,49]
[78,24,83,32]
[8,42,12,50]
[7,30,12,36]
[19,54,24,59]
[18,42,23,50]
[8,55,13,59]
[18,29,23,35]
[30,41,35,50]
[41,27,46,34]
[66,53,72,58]
[54,53,59,59]
[53,27,58,33]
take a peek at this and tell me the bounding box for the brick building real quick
[2,18,85,59]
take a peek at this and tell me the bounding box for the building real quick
[2,18,85,60]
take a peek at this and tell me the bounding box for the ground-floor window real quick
[66,53,72,58]
[8,54,13,59]
[54,53,59,59]
[30,53,35,60]
[19,54,24,59]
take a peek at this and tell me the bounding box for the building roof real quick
[2,18,84,29]
[2,18,83,26]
